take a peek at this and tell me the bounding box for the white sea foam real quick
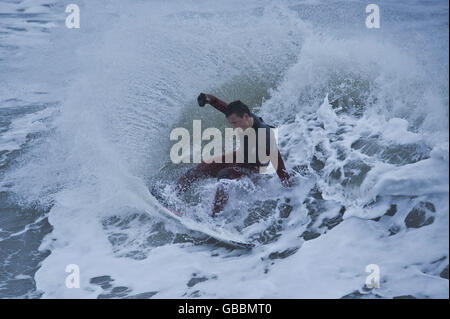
[1,0,448,298]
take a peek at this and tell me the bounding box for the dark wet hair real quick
[225,100,251,118]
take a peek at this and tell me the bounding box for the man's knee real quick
[184,163,209,178]
[217,168,232,180]
[176,166,204,192]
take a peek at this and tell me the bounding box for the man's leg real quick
[212,166,255,217]
[175,152,241,193]
[176,161,230,194]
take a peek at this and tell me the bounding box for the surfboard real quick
[147,190,254,249]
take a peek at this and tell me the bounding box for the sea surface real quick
[0,0,448,298]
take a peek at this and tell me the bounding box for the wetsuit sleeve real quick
[206,94,228,114]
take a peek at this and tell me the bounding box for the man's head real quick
[225,100,253,130]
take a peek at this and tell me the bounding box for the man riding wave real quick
[175,93,292,217]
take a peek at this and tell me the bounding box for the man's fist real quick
[197,93,209,107]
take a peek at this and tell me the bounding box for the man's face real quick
[227,113,252,130]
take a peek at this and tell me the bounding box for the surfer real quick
[176,93,292,217]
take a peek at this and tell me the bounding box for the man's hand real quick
[197,93,212,107]
[281,178,295,188]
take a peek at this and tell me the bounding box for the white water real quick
[1,0,448,298]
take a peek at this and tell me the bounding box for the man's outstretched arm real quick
[275,149,291,187]
[198,93,228,114]
[268,138,292,187]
